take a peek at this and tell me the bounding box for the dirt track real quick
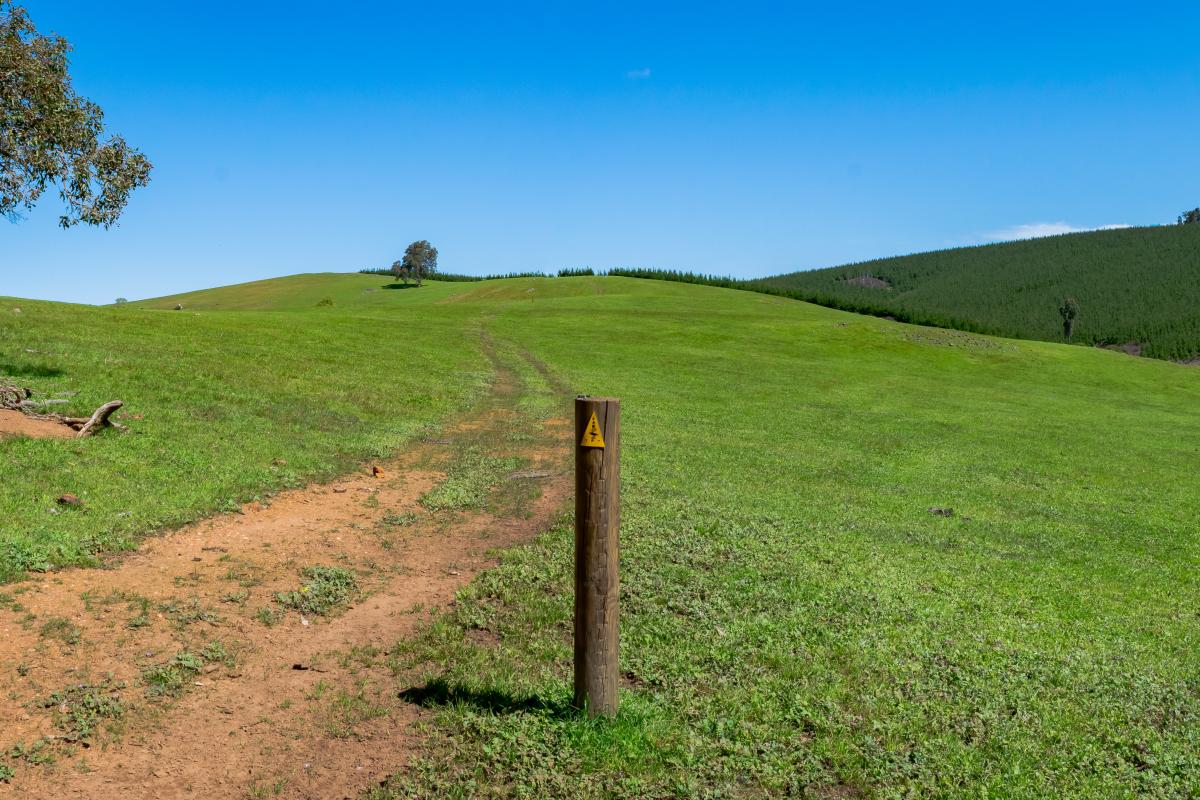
[0,356,571,799]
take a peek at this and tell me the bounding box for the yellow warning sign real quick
[580,411,606,448]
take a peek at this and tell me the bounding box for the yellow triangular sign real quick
[580,411,606,448]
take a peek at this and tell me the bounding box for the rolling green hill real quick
[758,224,1200,361]
[3,274,1200,797]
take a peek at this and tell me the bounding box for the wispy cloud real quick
[983,221,1130,242]
[625,67,652,79]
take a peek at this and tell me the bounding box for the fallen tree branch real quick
[0,384,31,409]
[1,383,126,437]
[74,400,123,438]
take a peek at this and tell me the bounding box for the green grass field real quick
[0,280,489,579]
[4,273,1200,797]
[758,224,1200,361]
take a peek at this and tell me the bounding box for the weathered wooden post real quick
[574,395,620,717]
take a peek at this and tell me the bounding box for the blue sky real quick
[5,1,1200,304]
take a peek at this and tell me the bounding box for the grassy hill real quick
[758,224,1200,361]
[1,278,491,575]
[3,274,1200,796]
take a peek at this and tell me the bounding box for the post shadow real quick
[398,677,574,719]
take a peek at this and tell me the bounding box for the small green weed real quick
[39,679,125,744]
[336,644,381,671]
[323,680,389,739]
[381,511,418,527]
[221,588,249,605]
[247,776,290,797]
[125,594,153,628]
[38,616,82,648]
[201,640,237,667]
[173,571,203,588]
[254,606,283,627]
[141,645,230,699]
[275,566,358,616]
[80,590,154,628]
[157,597,222,628]
[142,652,204,698]
[6,738,53,766]
[223,560,266,588]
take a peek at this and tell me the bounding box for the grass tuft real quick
[141,644,232,699]
[421,449,523,512]
[38,616,82,648]
[275,566,358,616]
[38,679,125,744]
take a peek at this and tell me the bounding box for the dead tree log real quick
[1,384,124,437]
[73,400,123,437]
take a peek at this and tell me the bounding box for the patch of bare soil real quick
[0,408,76,440]
[841,274,891,289]
[902,328,1015,352]
[1098,341,1144,357]
[0,351,572,799]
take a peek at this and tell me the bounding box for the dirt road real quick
[0,352,571,799]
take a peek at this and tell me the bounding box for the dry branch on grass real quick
[0,384,30,408]
[1,383,125,438]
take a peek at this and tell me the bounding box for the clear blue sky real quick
[5,1,1200,304]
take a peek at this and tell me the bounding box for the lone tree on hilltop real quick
[399,240,438,287]
[1178,208,1200,225]
[1,1,152,227]
[1059,297,1079,342]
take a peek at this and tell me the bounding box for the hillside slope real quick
[759,224,1200,360]
[4,275,1200,797]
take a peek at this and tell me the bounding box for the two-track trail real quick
[0,346,572,799]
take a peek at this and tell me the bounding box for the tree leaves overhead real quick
[0,0,151,227]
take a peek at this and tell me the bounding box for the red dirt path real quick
[0,400,571,799]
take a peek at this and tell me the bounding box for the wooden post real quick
[574,395,620,717]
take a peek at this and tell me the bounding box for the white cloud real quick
[625,67,652,79]
[983,221,1130,242]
